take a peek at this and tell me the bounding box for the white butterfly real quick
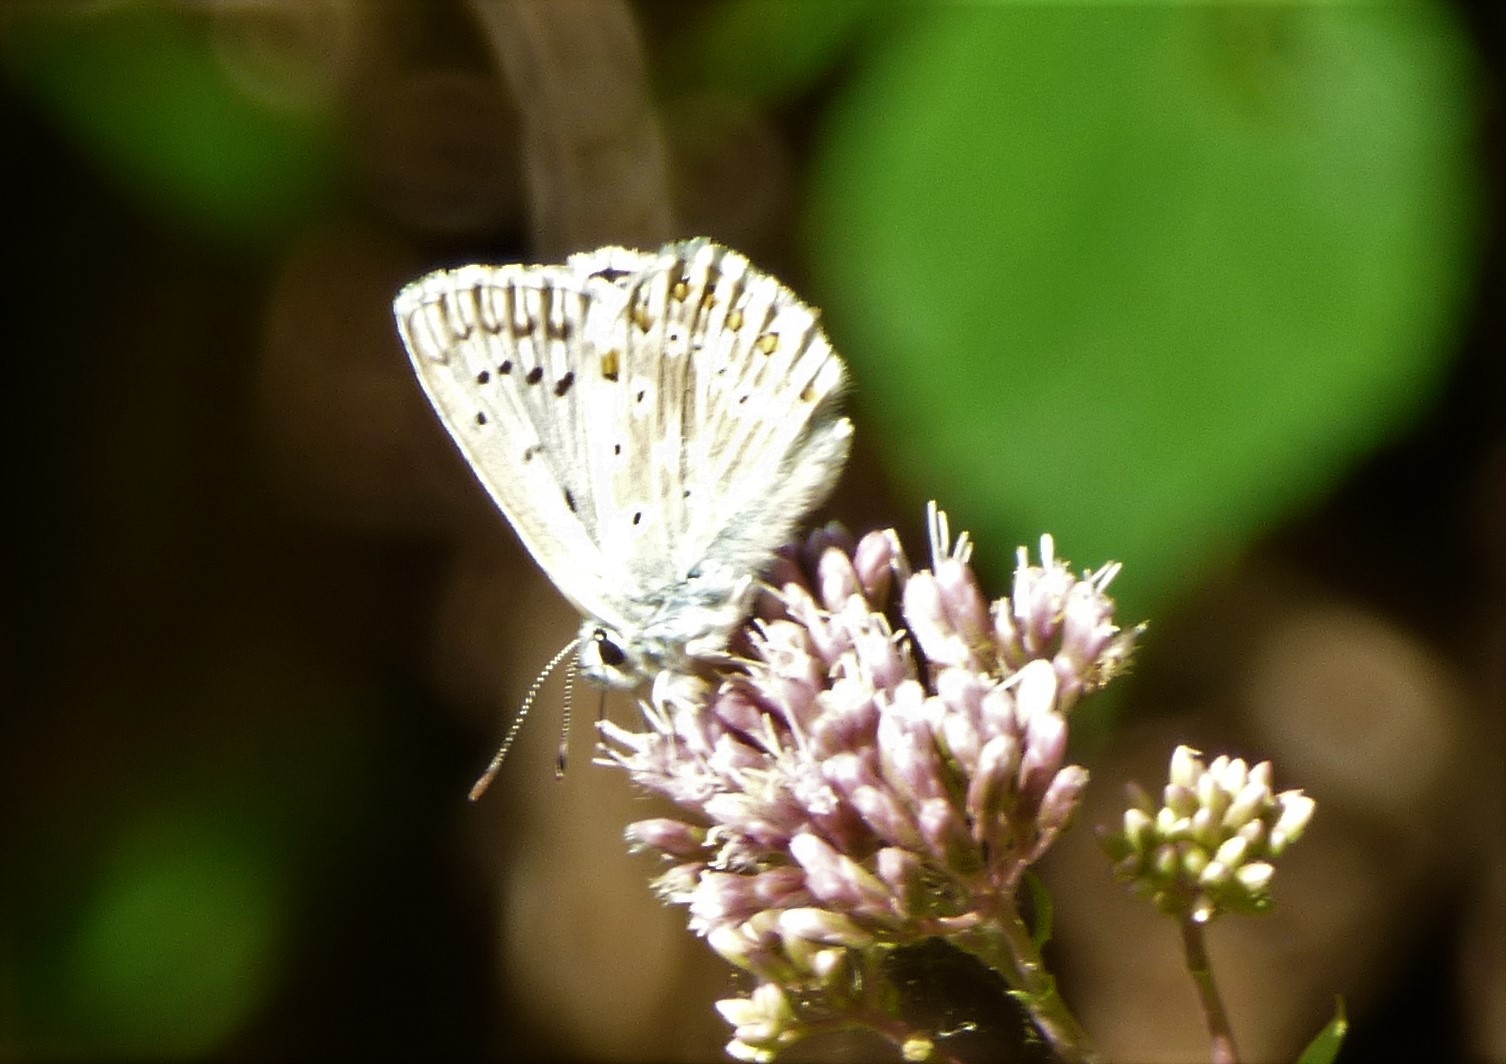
[394,237,853,733]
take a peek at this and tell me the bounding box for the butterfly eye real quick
[592,628,627,668]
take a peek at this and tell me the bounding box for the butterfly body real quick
[394,238,852,690]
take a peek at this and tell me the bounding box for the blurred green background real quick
[0,1,1495,1061]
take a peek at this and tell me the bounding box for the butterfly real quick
[394,238,852,781]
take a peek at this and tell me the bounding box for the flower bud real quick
[1036,765,1089,836]
[1270,792,1316,852]
[853,528,907,604]
[779,906,876,950]
[626,818,706,857]
[904,571,975,668]
[790,832,892,910]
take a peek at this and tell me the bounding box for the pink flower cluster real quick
[599,507,1138,1059]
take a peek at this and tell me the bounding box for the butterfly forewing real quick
[396,264,634,630]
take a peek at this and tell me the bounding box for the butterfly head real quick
[578,621,650,689]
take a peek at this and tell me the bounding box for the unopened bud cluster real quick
[602,506,1139,1060]
[1102,745,1316,923]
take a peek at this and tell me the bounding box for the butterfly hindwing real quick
[575,241,852,596]
[659,241,852,584]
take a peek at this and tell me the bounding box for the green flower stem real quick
[953,913,1100,1064]
[1178,915,1239,1064]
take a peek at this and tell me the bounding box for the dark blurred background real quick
[0,1,1500,1061]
